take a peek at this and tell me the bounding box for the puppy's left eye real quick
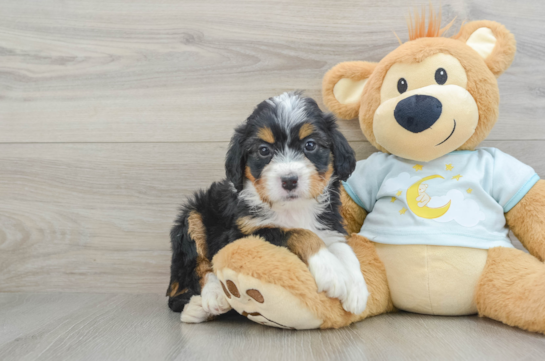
[304,140,317,152]
[258,145,271,157]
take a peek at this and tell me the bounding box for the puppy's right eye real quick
[258,146,271,157]
[397,78,408,94]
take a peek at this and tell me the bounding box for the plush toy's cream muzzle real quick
[373,84,478,162]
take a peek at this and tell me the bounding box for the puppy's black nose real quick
[281,175,298,191]
[394,95,442,133]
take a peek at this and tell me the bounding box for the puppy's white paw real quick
[180,295,209,323]
[326,241,369,315]
[342,277,369,315]
[308,248,350,301]
[201,274,231,315]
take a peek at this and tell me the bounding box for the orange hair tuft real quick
[406,4,456,41]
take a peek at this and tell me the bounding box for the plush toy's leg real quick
[347,234,395,323]
[212,234,393,329]
[475,247,545,334]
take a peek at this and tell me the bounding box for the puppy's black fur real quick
[167,92,355,313]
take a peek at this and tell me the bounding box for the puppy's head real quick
[225,92,355,204]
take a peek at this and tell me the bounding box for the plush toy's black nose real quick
[281,175,298,191]
[394,95,442,133]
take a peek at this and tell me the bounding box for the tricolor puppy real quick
[167,92,369,323]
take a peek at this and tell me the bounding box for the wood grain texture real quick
[0,0,543,295]
[0,141,541,293]
[0,0,544,355]
[0,293,544,361]
[0,0,544,143]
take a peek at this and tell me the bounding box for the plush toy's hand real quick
[340,185,367,234]
[308,248,350,301]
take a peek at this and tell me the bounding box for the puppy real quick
[167,92,369,323]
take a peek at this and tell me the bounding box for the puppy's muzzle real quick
[394,94,443,133]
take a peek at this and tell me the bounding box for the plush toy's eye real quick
[304,140,317,152]
[397,78,408,94]
[435,68,448,85]
[258,145,271,157]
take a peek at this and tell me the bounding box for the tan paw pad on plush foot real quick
[216,268,323,330]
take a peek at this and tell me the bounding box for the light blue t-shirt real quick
[343,148,540,249]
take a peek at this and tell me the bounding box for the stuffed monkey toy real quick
[211,12,545,333]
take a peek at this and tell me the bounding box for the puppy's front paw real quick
[201,274,232,315]
[342,277,369,315]
[308,248,350,301]
[180,295,209,323]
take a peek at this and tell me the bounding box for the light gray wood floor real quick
[1,293,545,361]
[1,0,545,359]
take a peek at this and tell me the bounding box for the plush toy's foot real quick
[476,246,545,334]
[212,235,394,329]
[216,267,323,329]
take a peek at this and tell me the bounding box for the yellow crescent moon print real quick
[406,175,451,219]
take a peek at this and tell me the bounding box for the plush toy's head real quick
[323,10,516,162]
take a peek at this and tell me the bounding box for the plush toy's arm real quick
[505,179,545,261]
[340,184,367,235]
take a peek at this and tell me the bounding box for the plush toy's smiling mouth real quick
[436,119,456,146]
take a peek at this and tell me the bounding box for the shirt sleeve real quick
[490,148,540,212]
[342,152,386,213]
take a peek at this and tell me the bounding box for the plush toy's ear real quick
[454,20,516,77]
[322,61,377,120]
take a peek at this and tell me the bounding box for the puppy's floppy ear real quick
[322,61,377,120]
[225,127,247,192]
[326,114,356,181]
[454,20,516,77]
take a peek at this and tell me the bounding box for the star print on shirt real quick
[391,197,396,203]
[396,191,402,196]
[452,174,463,181]
[446,164,453,171]
[467,188,473,194]
[399,207,407,215]
[413,164,423,171]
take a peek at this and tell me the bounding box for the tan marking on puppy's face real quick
[257,127,275,144]
[308,163,334,198]
[373,53,478,162]
[245,166,271,204]
[298,123,315,140]
[187,211,212,287]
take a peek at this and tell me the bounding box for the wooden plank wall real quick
[1,0,544,294]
